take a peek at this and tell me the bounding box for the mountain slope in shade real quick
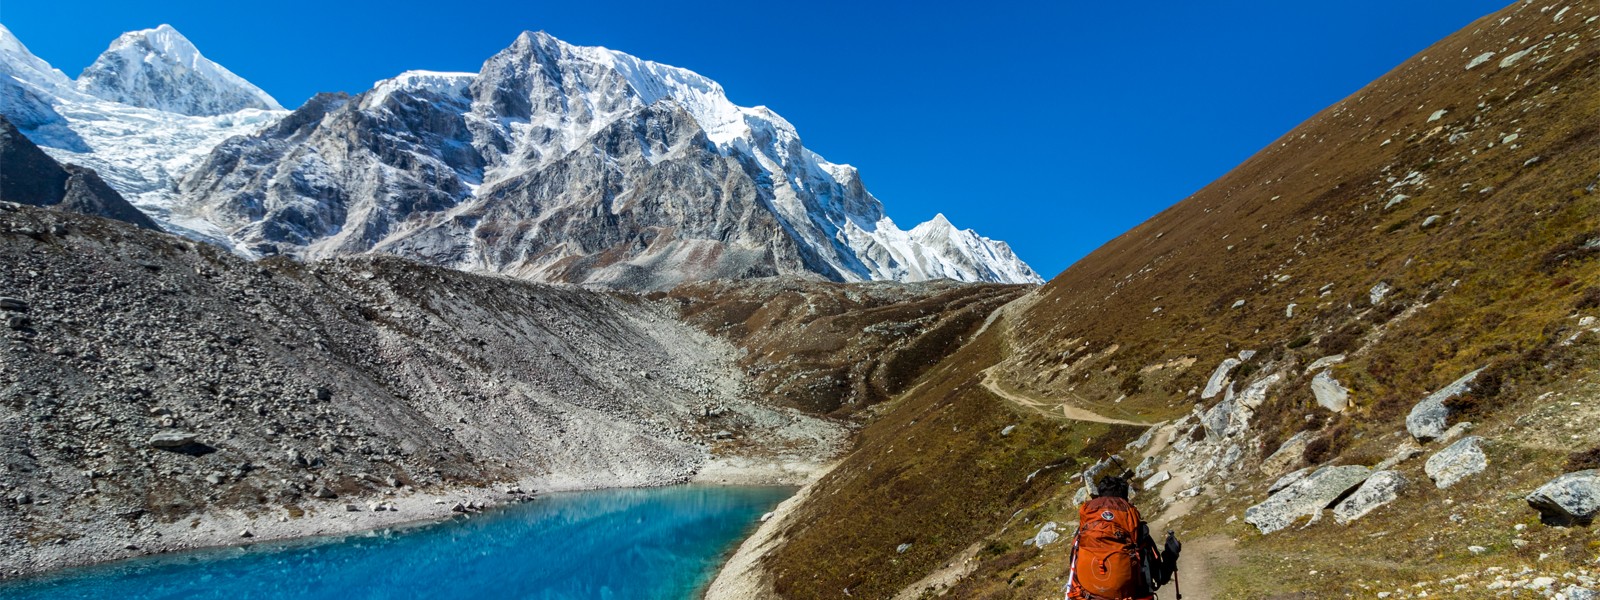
[177,32,1042,288]
[0,115,161,229]
[75,24,283,116]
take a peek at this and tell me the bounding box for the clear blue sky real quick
[3,0,1511,278]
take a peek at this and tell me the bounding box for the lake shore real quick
[0,455,826,583]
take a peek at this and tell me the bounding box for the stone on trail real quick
[1424,436,1488,489]
[1525,469,1600,526]
[1245,465,1371,534]
[1333,471,1407,525]
[0,297,28,311]
[1405,368,1484,442]
[1144,470,1171,490]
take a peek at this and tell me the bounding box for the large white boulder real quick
[1333,471,1407,524]
[1405,368,1484,442]
[1202,358,1242,399]
[1245,465,1372,534]
[1311,371,1350,412]
[1424,436,1488,489]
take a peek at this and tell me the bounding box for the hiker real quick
[1066,474,1183,600]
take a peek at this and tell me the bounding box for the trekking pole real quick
[1164,529,1182,600]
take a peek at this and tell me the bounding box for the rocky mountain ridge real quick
[176,30,1041,289]
[0,25,1040,289]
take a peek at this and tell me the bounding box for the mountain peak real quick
[915,213,955,232]
[75,24,283,116]
[0,23,74,93]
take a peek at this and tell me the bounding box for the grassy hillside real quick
[742,1,1600,597]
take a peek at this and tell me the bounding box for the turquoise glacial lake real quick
[0,485,791,600]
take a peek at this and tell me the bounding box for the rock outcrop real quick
[1406,369,1483,442]
[1332,470,1407,525]
[1526,470,1600,526]
[1424,436,1488,489]
[1245,465,1371,534]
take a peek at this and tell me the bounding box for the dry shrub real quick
[1538,231,1600,273]
[1303,421,1352,465]
[1320,323,1366,355]
[1566,447,1600,471]
[1576,287,1600,310]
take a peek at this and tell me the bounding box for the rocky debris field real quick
[0,202,844,578]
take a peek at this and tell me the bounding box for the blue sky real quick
[4,0,1511,278]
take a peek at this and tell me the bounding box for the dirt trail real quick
[980,369,1156,427]
[1163,535,1236,600]
[974,300,1227,598]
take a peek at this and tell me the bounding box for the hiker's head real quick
[1093,475,1130,499]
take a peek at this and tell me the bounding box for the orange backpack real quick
[1068,496,1147,600]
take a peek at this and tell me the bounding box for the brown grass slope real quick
[666,278,1028,418]
[750,1,1600,597]
[1005,0,1600,437]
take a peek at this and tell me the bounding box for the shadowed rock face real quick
[0,115,160,230]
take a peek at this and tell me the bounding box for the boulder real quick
[0,297,27,311]
[1369,281,1393,305]
[1268,467,1312,494]
[1236,373,1281,410]
[1424,436,1487,489]
[312,486,337,499]
[6,315,27,330]
[1261,432,1312,476]
[1564,586,1598,600]
[1144,471,1171,490]
[1311,371,1350,412]
[1134,455,1158,479]
[1373,440,1425,471]
[1332,471,1407,525]
[1025,522,1061,547]
[147,432,197,448]
[1525,470,1600,526]
[1202,358,1241,399]
[1245,465,1372,534]
[1304,354,1346,373]
[1203,396,1258,441]
[1405,368,1484,442]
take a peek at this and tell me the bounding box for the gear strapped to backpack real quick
[1066,495,1179,600]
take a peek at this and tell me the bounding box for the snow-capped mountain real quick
[178,31,1042,287]
[76,25,282,116]
[0,24,1039,287]
[0,24,286,240]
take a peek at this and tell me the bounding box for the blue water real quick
[0,485,790,600]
